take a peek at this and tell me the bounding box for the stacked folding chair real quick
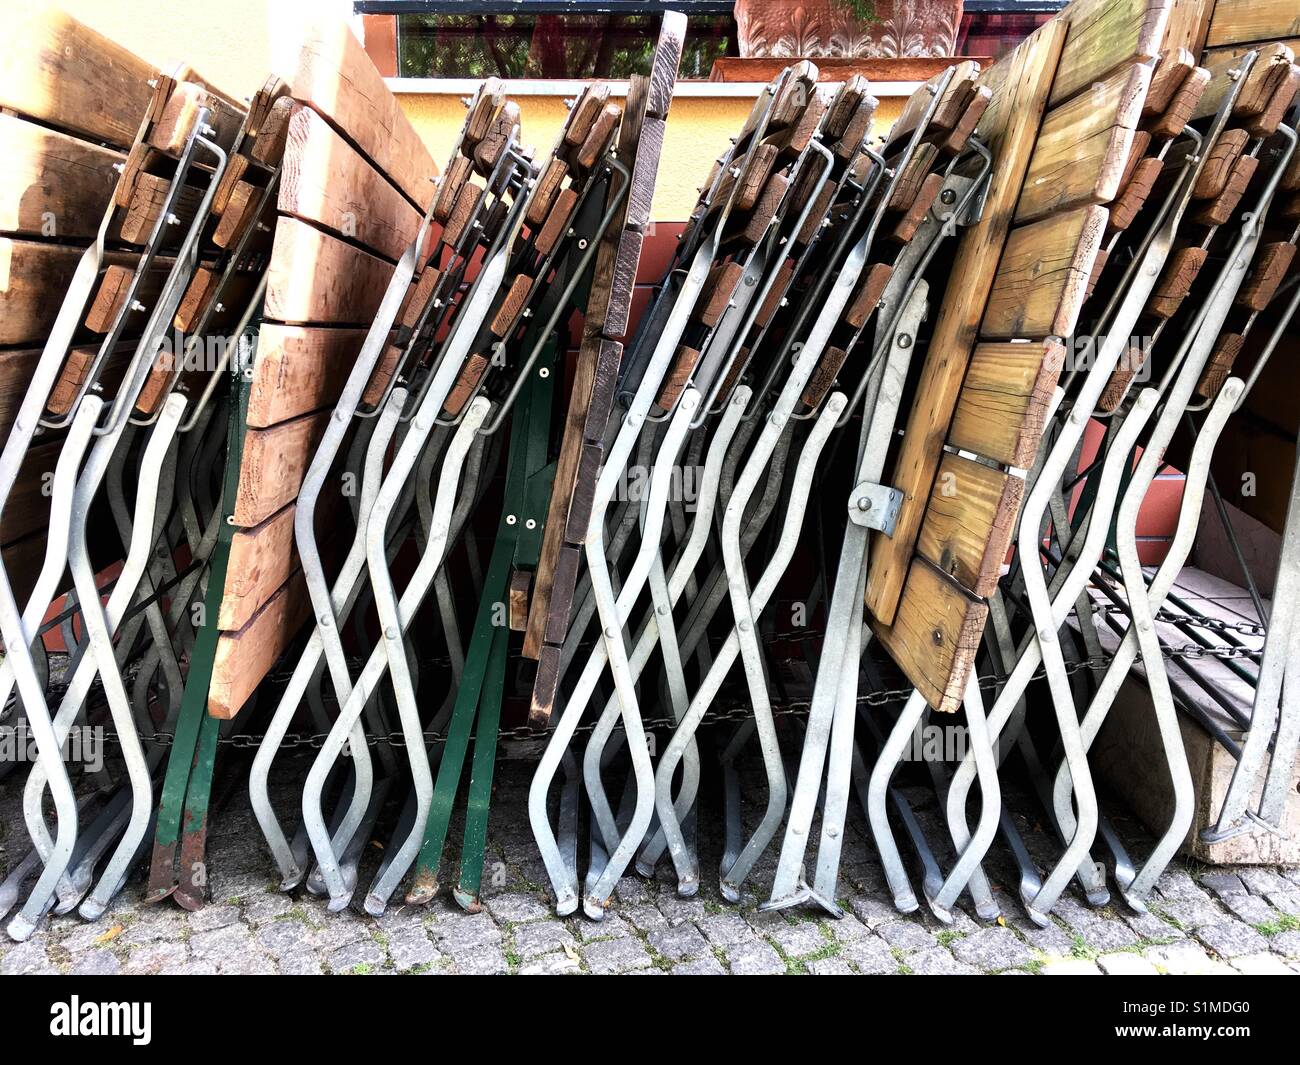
[0,9,279,939]
[4,0,1300,948]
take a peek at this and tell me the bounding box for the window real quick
[358,3,737,81]
[955,1,1065,59]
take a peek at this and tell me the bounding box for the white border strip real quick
[385,76,925,97]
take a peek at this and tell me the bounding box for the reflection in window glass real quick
[397,13,736,80]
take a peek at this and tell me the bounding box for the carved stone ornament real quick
[735,0,964,60]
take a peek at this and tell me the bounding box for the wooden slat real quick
[0,113,121,239]
[120,171,205,245]
[522,27,685,676]
[1237,242,1296,311]
[208,573,310,719]
[0,347,40,440]
[2,441,61,546]
[1148,245,1207,317]
[85,258,175,333]
[1048,0,1169,107]
[1195,41,1296,122]
[0,8,154,149]
[289,22,438,209]
[917,453,1024,596]
[947,340,1065,467]
[1206,0,1300,49]
[147,81,243,155]
[249,95,293,166]
[1016,62,1150,223]
[246,324,369,428]
[279,102,422,262]
[264,217,394,325]
[982,205,1109,338]
[870,559,989,714]
[231,410,330,527]
[1193,127,1250,199]
[0,239,124,345]
[218,505,298,631]
[866,19,1068,625]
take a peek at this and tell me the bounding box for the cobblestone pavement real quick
[2,759,1299,976]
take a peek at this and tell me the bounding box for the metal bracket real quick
[847,482,903,534]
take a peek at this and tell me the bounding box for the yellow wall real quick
[39,0,907,221]
[397,93,905,222]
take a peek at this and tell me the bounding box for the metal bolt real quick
[525,518,537,530]
[506,514,517,525]
[857,496,873,511]
[940,188,956,205]
[131,300,147,312]
[166,213,180,225]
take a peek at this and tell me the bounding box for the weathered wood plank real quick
[208,572,310,719]
[289,22,438,209]
[247,324,369,428]
[279,103,422,262]
[866,20,1068,624]
[0,239,134,346]
[982,205,1109,339]
[916,453,1024,596]
[870,559,989,714]
[1206,0,1300,49]
[1048,0,1169,107]
[264,217,394,325]
[1016,62,1150,223]
[231,410,330,527]
[0,113,121,239]
[218,504,298,631]
[0,8,154,149]
[947,340,1065,467]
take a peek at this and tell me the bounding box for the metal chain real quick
[89,641,1255,751]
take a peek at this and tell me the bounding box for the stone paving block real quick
[657,894,706,926]
[1268,930,1300,957]
[842,935,898,974]
[433,912,502,954]
[69,949,121,975]
[877,919,935,953]
[1195,920,1269,959]
[585,936,654,974]
[1198,872,1246,898]
[849,895,904,929]
[485,893,552,924]
[1145,941,1224,974]
[767,920,829,958]
[649,923,711,962]
[188,903,243,933]
[699,912,759,948]
[950,927,1035,971]
[671,956,727,975]
[327,938,386,973]
[512,920,576,960]
[387,925,446,971]
[808,958,855,975]
[189,921,253,961]
[1159,897,1227,931]
[571,914,634,942]
[1240,869,1291,895]
[277,949,326,975]
[1124,910,1184,941]
[1041,959,1100,975]
[1019,922,1075,957]
[1231,952,1296,975]
[519,951,582,975]
[125,940,189,974]
[724,938,785,975]
[1097,952,1159,975]
[1266,890,1300,916]
[906,948,978,975]
[623,903,669,934]
[1221,892,1278,925]
[827,913,871,943]
[1077,919,1139,952]
[1154,867,1207,901]
[242,892,296,925]
[449,945,509,975]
